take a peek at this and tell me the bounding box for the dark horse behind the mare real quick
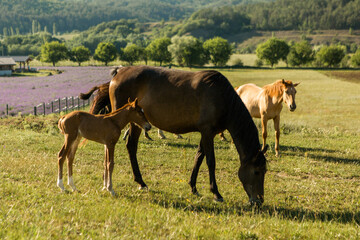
[80,66,268,205]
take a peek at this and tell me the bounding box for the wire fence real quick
[2,95,94,117]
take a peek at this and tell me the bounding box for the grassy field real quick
[0,69,359,239]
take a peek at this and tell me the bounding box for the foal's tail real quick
[57,116,66,134]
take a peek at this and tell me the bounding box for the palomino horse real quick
[57,98,151,195]
[236,79,299,157]
[80,66,268,205]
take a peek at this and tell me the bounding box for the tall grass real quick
[0,69,359,239]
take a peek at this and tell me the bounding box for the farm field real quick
[0,66,113,116]
[0,68,359,239]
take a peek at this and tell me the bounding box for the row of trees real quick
[40,36,360,68]
[40,36,233,67]
[255,38,360,68]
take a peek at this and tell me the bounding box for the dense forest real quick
[1,0,359,37]
[0,0,265,35]
[240,0,360,30]
[172,0,360,38]
[1,0,360,57]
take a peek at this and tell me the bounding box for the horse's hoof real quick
[109,190,116,196]
[214,197,224,202]
[192,191,201,197]
[139,185,149,191]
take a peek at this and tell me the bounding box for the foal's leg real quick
[218,132,227,141]
[273,115,280,157]
[103,145,109,191]
[261,115,268,151]
[57,134,74,191]
[126,123,147,189]
[105,144,116,196]
[201,132,223,202]
[66,136,81,191]
[57,143,68,191]
[189,143,205,196]
[123,127,130,140]
[158,129,166,139]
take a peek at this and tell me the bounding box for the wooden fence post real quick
[34,106,37,116]
[43,102,45,115]
[6,104,8,116]
[58,98,61,113]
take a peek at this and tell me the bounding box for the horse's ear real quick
[293,82,300,87]
[282,79,285,84]
[261,144,269,154]
[128,97,131,104]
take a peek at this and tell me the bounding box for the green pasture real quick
[0,69,359,239]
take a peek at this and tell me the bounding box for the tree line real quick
[39,36,360,68]
[40,36,233,67]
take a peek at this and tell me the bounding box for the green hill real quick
[0,0,266,35]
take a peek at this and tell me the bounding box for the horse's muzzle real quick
[289,105,296,112]
[249,195,264,207]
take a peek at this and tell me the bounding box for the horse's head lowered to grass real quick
[238,145,268,206]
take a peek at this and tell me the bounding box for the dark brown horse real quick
[80,66,268,205]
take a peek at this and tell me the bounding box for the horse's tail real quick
[110,66,122,77]
[79,85,99,100]
[89,82,111,114]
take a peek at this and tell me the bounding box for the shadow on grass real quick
[262,205,360,225]
[280,145,360,164]
[124,189,360,225]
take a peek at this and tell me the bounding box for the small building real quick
[2,56,33,71]
[0,58,16,76]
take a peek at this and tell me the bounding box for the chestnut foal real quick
[57,98,151,195]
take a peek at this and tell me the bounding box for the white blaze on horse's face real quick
[283,82,299,112]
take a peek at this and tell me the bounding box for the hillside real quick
[0,0,267,35]
[231,29,360,53]
[173,0,360,39]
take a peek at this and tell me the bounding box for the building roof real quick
[2,56,32,62]
[0,58,16,66]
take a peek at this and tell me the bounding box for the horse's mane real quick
[103,101,133,118]
[214,72,263,165]
[263,79,294,97]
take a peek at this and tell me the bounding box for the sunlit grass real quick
[0,69,359,239]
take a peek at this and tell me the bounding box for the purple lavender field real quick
[0,66,113,116]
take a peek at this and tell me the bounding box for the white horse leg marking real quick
[68,176,77,191]
[57,178,65,191]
